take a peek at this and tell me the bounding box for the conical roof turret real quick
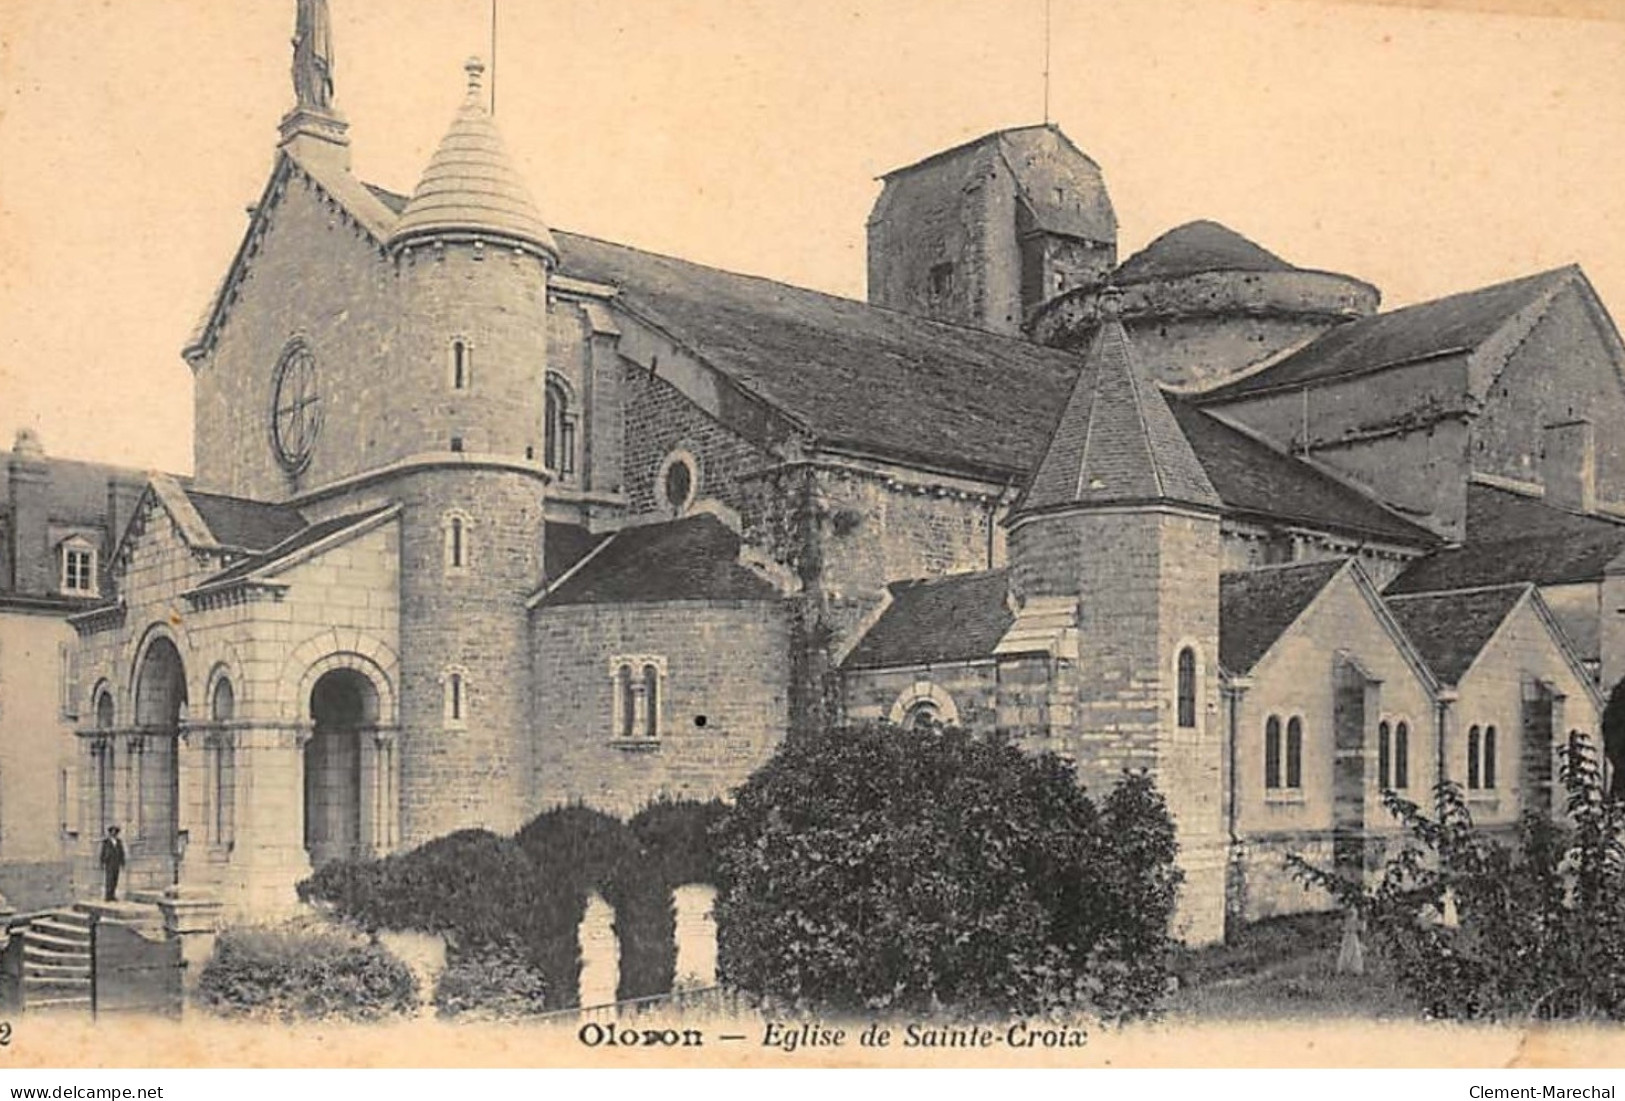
[389,58,558,261]
[1013,289,1221,516]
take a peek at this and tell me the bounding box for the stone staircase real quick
[18,909,92,1013]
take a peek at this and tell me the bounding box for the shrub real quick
[630,797,729,886]
[1289,736,1625,1020]
[196,924,419,1022]
[712,722,1182,1019]
[516,804,676,1003]
[433,946,551,1019]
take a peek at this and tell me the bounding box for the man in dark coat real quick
[98,826,126,902]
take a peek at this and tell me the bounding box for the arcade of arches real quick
[77,636,400,914]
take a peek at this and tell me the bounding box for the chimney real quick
[1543,419,1596,514]
[8,429,51,595]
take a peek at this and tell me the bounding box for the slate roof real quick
[544,522,612,584]
[0,449,147,529]
[1219,559,1346,674]
[1168,402,1436,545]
[362,182,1435,539]
[389,61,557,259]
[1387,484,1625,593]
[1015,315,1221,515]
[841,569,1014,670]
[1197,266,1575,401]
[552,229,1084,481]
[1384,585,1527,685]
[542,514,782,606]
[197,506,396,588]
[185,490,307,552]
[1115,221,1295,285]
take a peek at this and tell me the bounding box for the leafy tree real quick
[1289,735,1625,1020]
[711,722,1182,1019]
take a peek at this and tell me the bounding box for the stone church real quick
[22,5,1622,942]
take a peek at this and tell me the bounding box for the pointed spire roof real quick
[1014,292,1221,516]
[389,58,558,261]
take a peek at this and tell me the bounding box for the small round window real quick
[271,340,322,473]
[658,451,698,514]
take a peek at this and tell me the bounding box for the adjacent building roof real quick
[1196,266,1576,402]
[544,521,612,584]
[197,506,396,589]
[185,490,307,553]
[1014,312,1221,516]
[841,569,1013,670]
[541,514,783,606]
[1114,220,1295,285]
[388,59,558,260]
[1169,402,1436,545]
[1384,585,1528,685]
[1219,559,1345,674]
[1387,483,1625,593]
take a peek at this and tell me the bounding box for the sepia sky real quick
[2,0,1623,476]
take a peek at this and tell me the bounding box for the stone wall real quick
[1030,269,1377,389]
[843,662,999,730]
[1233,567,1436,841]
[530,599,790,818]
[389,466,543,842]
[867,142,1024,334]
[1450,595,1599,830]
[1476,284,1625,505]
[0,610,77,870]
[622,366,770,519]
[193,166,552,503]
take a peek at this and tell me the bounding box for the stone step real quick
[23,942,90,965]
[24,961,91,979]
[29,919,91,944]
[52,909,92,928]
[24,931,89,955]
[22,995,93,1013]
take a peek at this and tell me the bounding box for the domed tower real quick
[1027,221,1379,390]
[385,58,555,842]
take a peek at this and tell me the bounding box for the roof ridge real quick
[1384,580,1531,600]
[549,228,1086,358]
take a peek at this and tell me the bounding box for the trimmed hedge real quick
[196,925,419,1022]
[300,800,729,1011]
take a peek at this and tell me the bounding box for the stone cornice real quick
[287,453,550,508]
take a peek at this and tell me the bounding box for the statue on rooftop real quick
[292,0,335,111]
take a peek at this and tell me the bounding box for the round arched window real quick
[271,340,322,473]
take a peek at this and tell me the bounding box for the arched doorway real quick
[132,636,185,883]
[304,668,376,867]
[1602,678,1625,798]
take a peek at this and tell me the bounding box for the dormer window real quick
[60,537,97,596]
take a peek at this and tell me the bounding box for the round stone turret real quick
[389,58,558,263]
[1027,220,1379,391]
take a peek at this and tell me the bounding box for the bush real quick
[630,797,729,886]
[712,722,1182,1019]
[297,799,733,1012]
[433,946,551,1019]
[1290,736,1625,1021]
[196,924,419,1022]
[516,804,674,1003]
